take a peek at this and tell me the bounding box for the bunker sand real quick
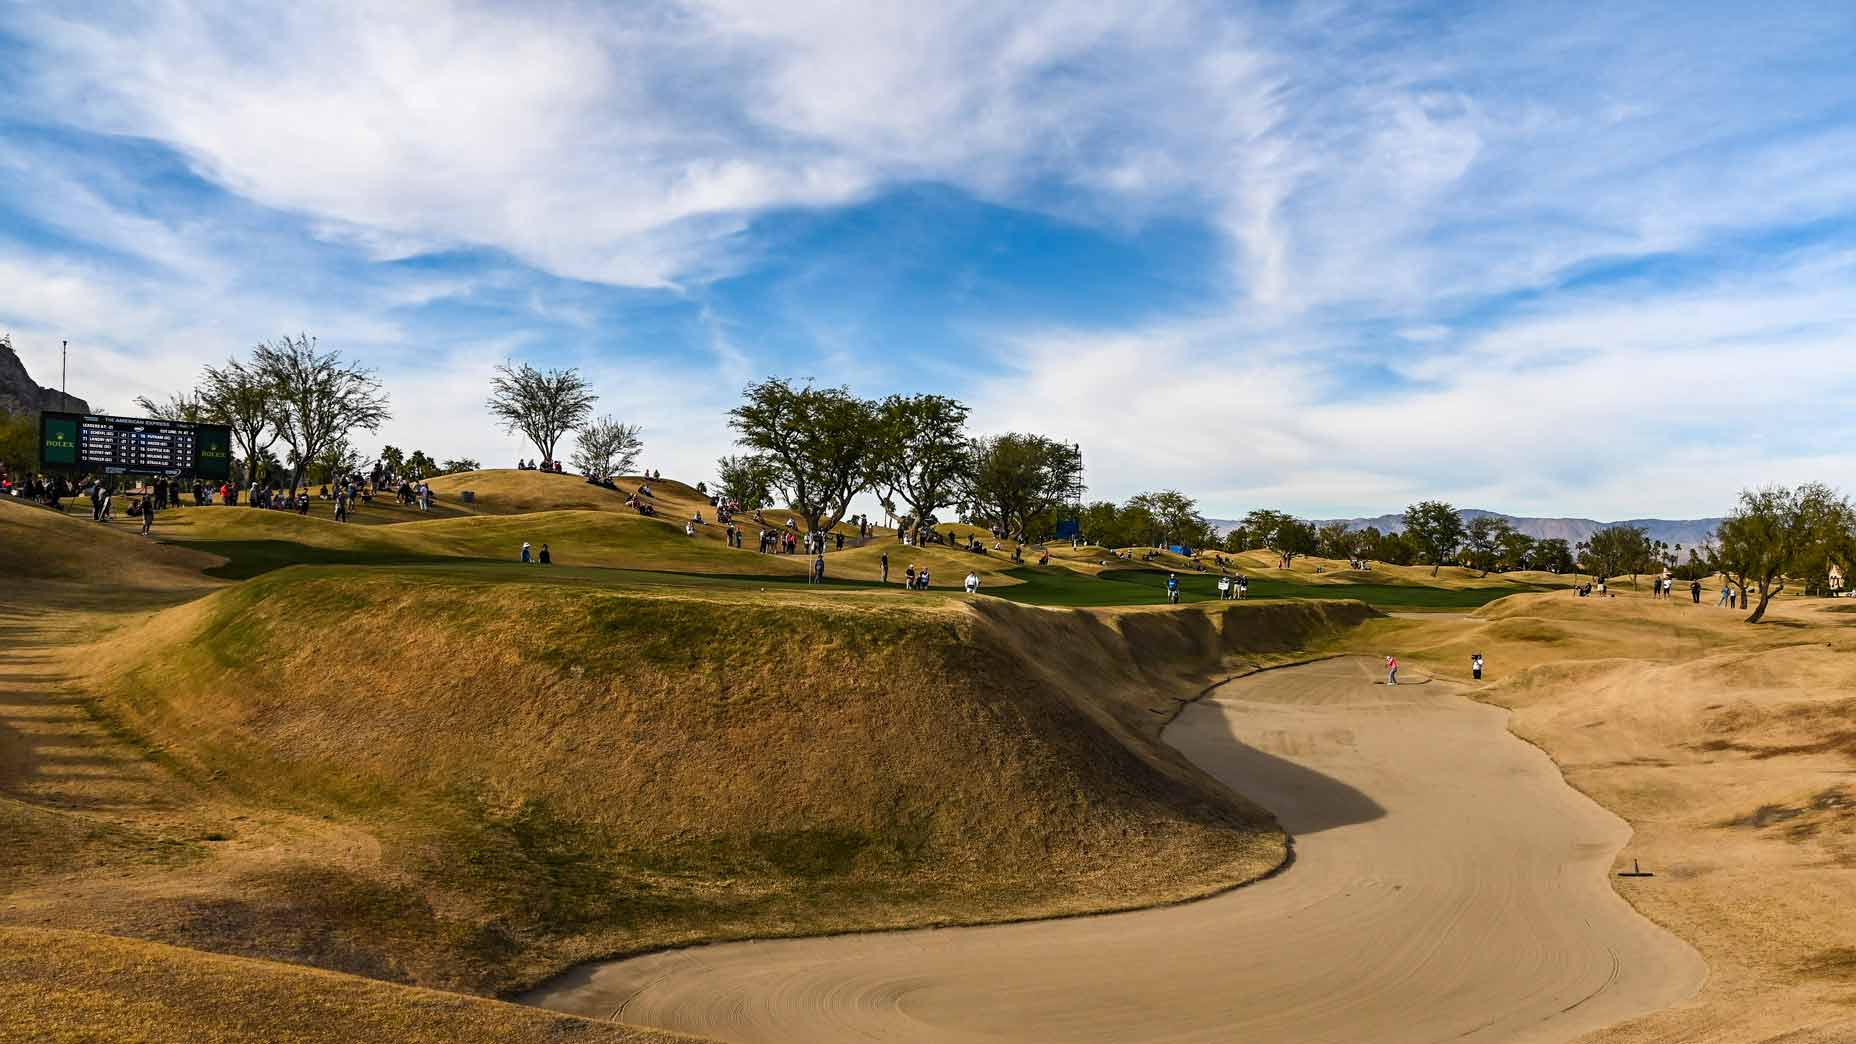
[527,656,1704,1043]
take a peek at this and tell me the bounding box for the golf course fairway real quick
[526,655,1705,1043]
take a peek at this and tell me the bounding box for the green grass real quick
[989,565,1533,609]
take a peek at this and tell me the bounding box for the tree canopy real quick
[1241,508,1317,567]
[570,416,644,482]
[198,356,279,486]
[872,393,972,542]
[728,378,879,534]
[1710,484,1856,623]
[1401,501,1465,576]
[715,453,776,509]
[968,433,1085,540]
[253,334,391,494]
[486,363,596,465]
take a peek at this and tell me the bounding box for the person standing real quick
[813,555,826,585]
[1218,576,1231,600]
[1471,653,1483,681]
[1386,655,1399,686]
[905,564,916,590]
[964,571,980,594]
[1166,573,1180,604]
[1691,579,1702,604]
[880,551,889,584]
[139,493,154,536]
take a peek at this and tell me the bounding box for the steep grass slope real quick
[77,566,1369,995]
[0,497,222,600]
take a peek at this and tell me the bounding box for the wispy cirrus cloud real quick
[1,2,1854,515]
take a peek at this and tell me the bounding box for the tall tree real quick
[570,416,644,481]
[0,409,33,478]
[968,433,1085,540]
[306,437,363,485]
[486,362,597,465]
[133,391,206,423]
[1128,490,1210,548]
[1712,484,1856,623]
[1582,524,1653,587]
[198,356,279,487]
[1463,515,1514,576]
[1078,500,1123,548]
[728,378,880,534]
[404,450,439,479]
[438,458,482,475]
[1401,501,1466,577]
[1241,508,1315,568]
[872,393,973,544]
[253,335,391,495]
[1316,520,1359,561]
[1532,537,1574,574]
[715,453,776,509]
[1496,528,1537,572]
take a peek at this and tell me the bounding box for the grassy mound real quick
[424,469,636,516]
[86,567,1369,994]
[0,927,696,1044]
[0,498,222,601]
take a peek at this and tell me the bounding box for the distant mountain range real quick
[1209,510,1724,549]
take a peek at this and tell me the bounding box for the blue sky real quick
[3,2,1855,519]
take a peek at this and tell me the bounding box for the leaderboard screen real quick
[39,411,233,481]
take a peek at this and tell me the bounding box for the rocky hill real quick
[1,333,90,416]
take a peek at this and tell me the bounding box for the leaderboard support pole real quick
[62,340,68,409]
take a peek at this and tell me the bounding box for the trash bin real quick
[460,491,475,504]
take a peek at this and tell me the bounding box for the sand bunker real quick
[525,656,1704,1043]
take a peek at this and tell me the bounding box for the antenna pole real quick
[61,340,68,408]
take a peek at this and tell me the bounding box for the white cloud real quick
[966,249,1856,520]
[5,2,1856,516]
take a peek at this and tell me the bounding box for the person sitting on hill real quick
[905,564,917,589]
[1038,548,1050,566]
[637,483,653,498]
[521,542,532,563]
[685,520,696,536]
[692,509,704,525]
[917,567,931,591]
[539,543,552,565]
[638,501,656,516]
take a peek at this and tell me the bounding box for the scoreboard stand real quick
[39,411,233,483]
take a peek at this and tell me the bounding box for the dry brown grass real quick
[6,490,1373,1017]
[0,927,703,1044]
[65,573,1372,993]
[1328,592,1856,1043]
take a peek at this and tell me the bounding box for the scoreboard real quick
[39,411,233,481]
